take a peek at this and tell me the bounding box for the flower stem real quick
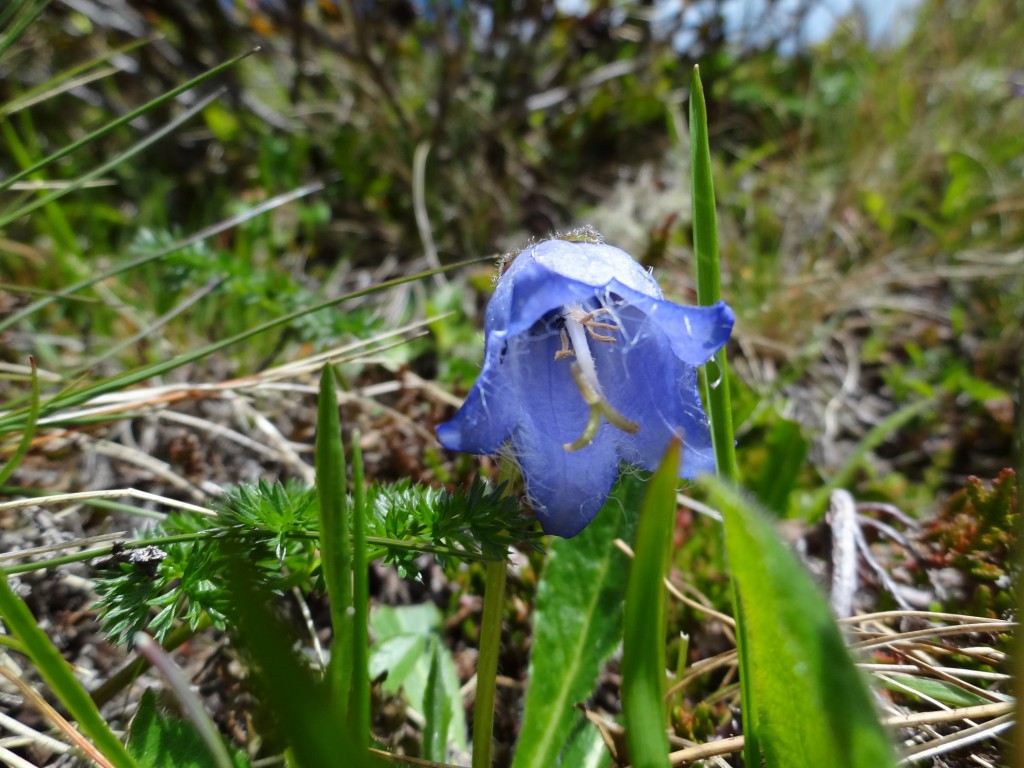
[472,558,507,768]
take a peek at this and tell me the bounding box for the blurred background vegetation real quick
[3,0,1018,498]
[1,0,1021,763]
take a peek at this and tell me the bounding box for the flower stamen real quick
[554,328,574,360]
[575,307,619,343]
[559,305,638,452]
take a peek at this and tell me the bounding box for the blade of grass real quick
[689,64,737,484]
[133,633,236,768]
[351,428,370,753]
[0,257,483,433]
[0,35,158,119]
[0,86,226,229]
[315,366,353,720]
[0,0,49,60]
[222,541,367,768]
[0,179,326,335]
[620,439,679,768]
[422,639,452,763]
[0,573,139,767]
[0,356,39,485]
[688,63,755,767]
[0,48,257,193]
[804,397,935,518]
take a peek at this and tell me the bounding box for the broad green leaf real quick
[512,475,643,768]
[127,690,249,768]
[707,478,896,768]
[369,604,467,753]
[556,721,610,768]
[621,441,679,768]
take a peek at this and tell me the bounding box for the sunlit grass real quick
[0,0,1018,765]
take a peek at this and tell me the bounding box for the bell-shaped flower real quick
[437,237,734,538]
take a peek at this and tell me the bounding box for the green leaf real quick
[316,366,353,713]
[879,674,994,708]
[512,475,642,768]
[555,721,610,768]
[127,690,249,768]
[422,639,453,763]
[753,418,809,515]
[706,478,897,768]
[368,604,467,753]
[621,441,679,768]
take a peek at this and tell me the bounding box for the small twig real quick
[828,489,859,618]
[413,141,445,288]
[0,669,114,768]
[852,517,915,611]
[884,700,1011,729]
[675,492,723,522]
[666,735,746,766]
[0,488,211,516]
[900,714,1013,763]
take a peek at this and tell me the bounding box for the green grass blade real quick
[0,180,326,335]
[0,34,156,120]
[0,0,49,60]
[315,366,353,718]
[0,574,139,767]
[621,440,679,768]
[689,64,738,484]
[512,476,641,768]
[0,87,226,229]
[132,633,237,768]
[0,356,40,485]
[804,397,935,518]
[351,429,370,752]
[0,48,256,193]
[0,257,478,433]
[706,477,897,768]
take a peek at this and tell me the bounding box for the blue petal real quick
[435,343,516,454]
[490,241,662,339]
[504,331,620,537]
[594,310,717,478]
[644,299,735,366]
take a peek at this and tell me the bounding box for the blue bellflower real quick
[437,237,734,537]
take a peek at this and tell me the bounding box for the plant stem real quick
[472,558,507,768]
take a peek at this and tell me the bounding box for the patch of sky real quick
[553,0,923,52]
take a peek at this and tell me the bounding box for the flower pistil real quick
[557,302,639,452]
